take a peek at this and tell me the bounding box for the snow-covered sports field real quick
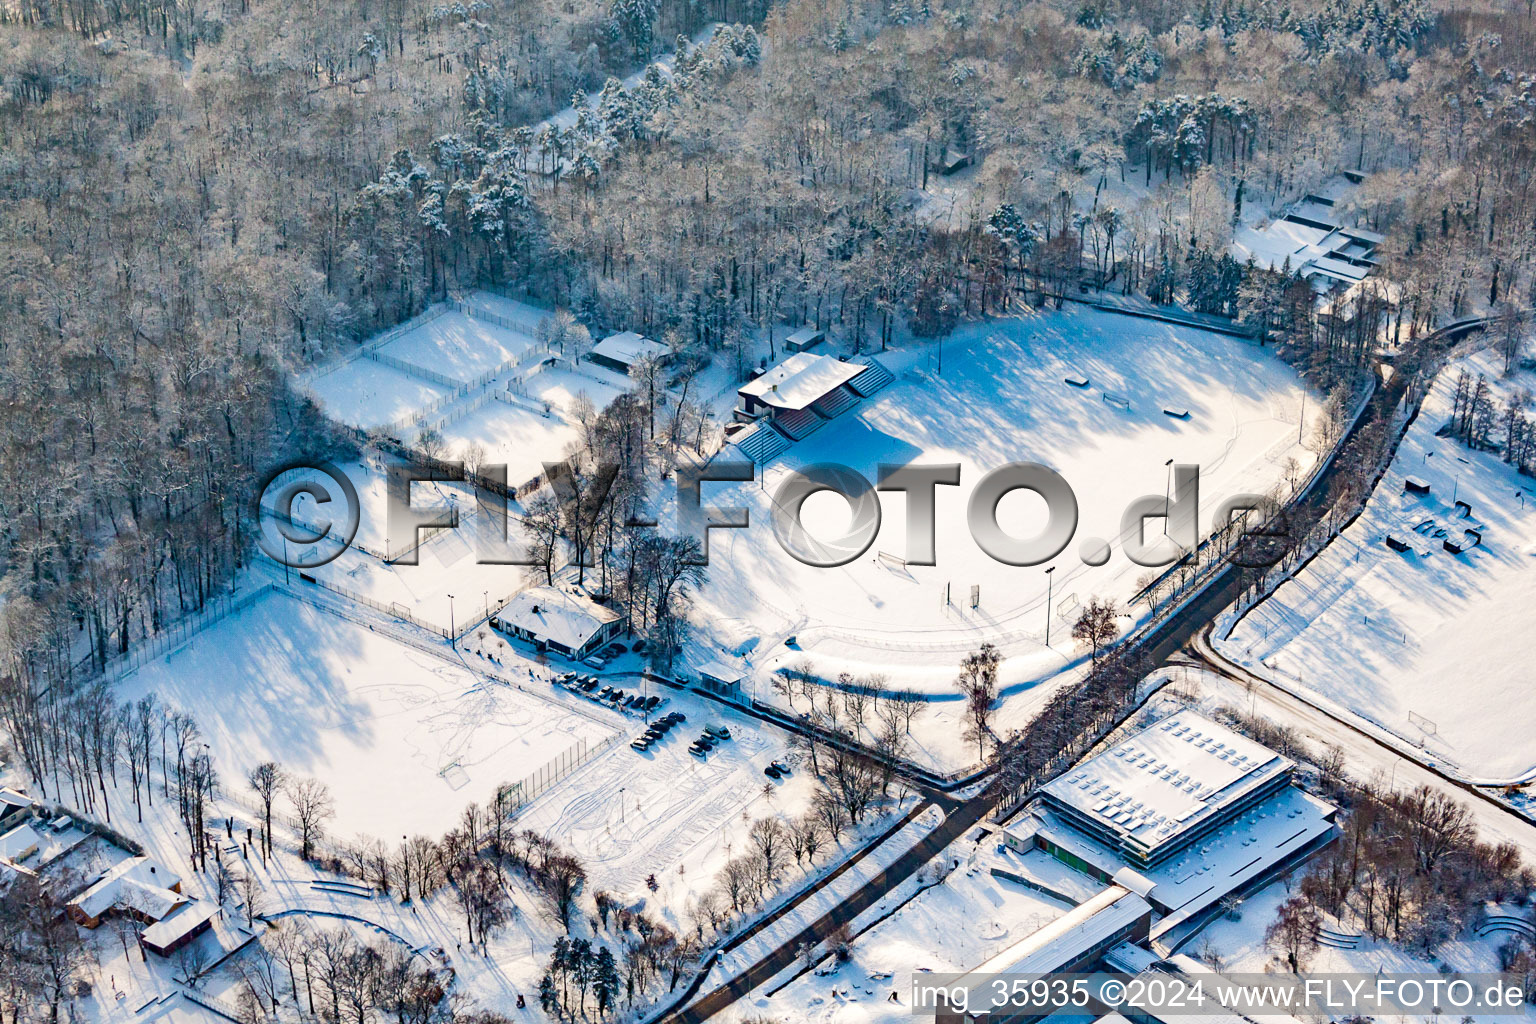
[694,306,1322,690]
[372,309,536,383]
[432,367,628,482]
[117,589,616,839]
[305,358,454,430]
[1219,349,1536,783]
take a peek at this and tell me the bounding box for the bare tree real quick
[248,761,286,858]
[1072,598,1120,669]
[957,643,1000,760]
[286,777,334,861]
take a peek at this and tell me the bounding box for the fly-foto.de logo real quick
[254,458,1282,571]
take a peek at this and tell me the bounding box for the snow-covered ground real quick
[114,588,616,839]
[431,368,627,481]
[690,306,1322,695]
[372,309,536,384]
[722,834,1072,1024]
[1217,349,1536,783]
[305,358,453,430]
[517,691,801,908]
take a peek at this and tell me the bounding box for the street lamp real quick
[1163,458,1174,535]
[1044,566,1055,647]
[448,593,456,647]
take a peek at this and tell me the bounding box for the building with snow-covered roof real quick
[1231,179,1385,299]
[1035,710,1298,868]
[725,352,895,465]
[737,352,866,418]
[140,900,219,958]
[588,331,671,374]
[783,326,825,352]
[1004,710,1338,951]
[0,788,30,825]
[66,855,185,929]
[938,887,1153,1024]
[496,586,622,660]
[0,823,41,864]
[691,658,747,705]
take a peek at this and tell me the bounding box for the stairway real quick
[730,422,792,464]
[849,356,896,397]
[811,385,861,420]
[773,406,825,440]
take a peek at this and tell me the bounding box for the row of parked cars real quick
[557,673,666,715]
[631,711,689,751]
[687,724,732,758]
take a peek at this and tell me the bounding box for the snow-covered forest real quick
[5,0,1536,1017]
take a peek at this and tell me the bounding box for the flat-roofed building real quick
[1035,711,1297,868]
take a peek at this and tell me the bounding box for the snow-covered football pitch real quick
[1219,348,1536,783]
[115,588,616,839]
[692,305,1324,690]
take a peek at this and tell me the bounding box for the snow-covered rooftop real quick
[139,899,218,952]
[1016,783,1337,940]
[738,352,865,411]
[693,658,744,684]
[500,586,621,653]
[1038,710,1292,858]
[0,823,41,862]
[592,331,670,369]
[966,885,1151,978]
[69,855,184,921]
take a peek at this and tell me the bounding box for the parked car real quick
[707,725,732,740]
[688,744,707,758]
[669,711,687,723]
[630,738,650,751]
[583,656,606,670]
[763,765,782,779]
[770,760,790,775]
[644,695,661,710]
[695,736,714,751]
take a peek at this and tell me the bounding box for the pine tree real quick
[594,946,621,1015]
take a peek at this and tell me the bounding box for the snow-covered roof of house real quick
[0,788,30,810]
[140,899,218,952]
[500,586,620,652]
[738,352,865,411]
[785,326,823,346]
[69,855,184,921]
[693,659,743,685]
[0,824,41,862]
[1303,256,1369,283]
[592,331,670,368]
[966,885,1150,978]
[1038,710,1292,857]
